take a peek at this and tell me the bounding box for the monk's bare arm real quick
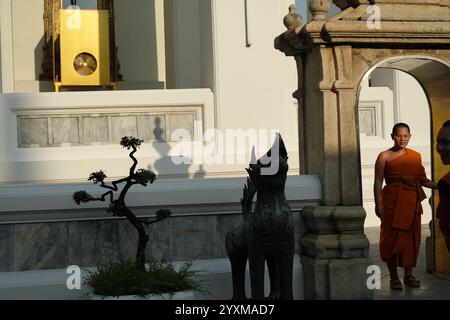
[419,158,438,189]
[374,152,387,219]
[422,180,438,189]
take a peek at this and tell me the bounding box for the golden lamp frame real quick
[40,0,119,92]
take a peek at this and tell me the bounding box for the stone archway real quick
[276,0,450,298]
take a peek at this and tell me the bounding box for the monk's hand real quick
[375,206,384,219]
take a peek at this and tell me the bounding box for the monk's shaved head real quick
[392,123,410,135]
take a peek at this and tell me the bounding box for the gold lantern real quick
[44,0,119,92]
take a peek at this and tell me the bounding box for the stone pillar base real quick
[300,206,373,300]
[301,256,373,300]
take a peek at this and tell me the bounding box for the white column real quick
[154,0,166,85]
[0,31,2,93]
[173,0,201,89]
[210,0,220,130]
[0,0,14,93]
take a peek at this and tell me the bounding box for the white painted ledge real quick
[0,175,321,224]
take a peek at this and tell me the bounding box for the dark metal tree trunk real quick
[124,207,149,271]
[135,224,149,271]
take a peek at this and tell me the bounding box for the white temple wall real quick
[211,0,299,168]
[115,0,166,88]
[0,0,14,93]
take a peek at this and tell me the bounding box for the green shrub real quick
[85,254,205,297]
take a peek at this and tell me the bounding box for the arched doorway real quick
[356,56,450,276]
[357,66,433,280]
[358,67,432,229]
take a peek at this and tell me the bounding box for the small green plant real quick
[85,252,205,297]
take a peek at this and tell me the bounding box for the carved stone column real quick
[300,206,373,299]
[309,0,330,21]
[303,44,362,206]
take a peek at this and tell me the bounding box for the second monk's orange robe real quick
[437,172,450,252]
[380,148,428,267]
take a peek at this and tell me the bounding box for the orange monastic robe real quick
[380,148,428,267]
[437,172,450,252]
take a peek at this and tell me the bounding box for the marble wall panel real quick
[18,118,48,146]
[82,116,109,143]
[168,113,195,141]
[0,225,14,272]
[52,117,79,144]
[68,220,119,267]
[111,116,138,142]
[15,223,68,271]
[146,218,170,260]
[170,215,217,261]
[138,115,167,142]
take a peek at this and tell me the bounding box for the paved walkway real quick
[366,225,450,300]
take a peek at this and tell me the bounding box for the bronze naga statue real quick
[226,134,295,300]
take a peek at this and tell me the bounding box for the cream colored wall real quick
[0,0,14,93]
[154,0,166,83]
[397,71,431,146]
[199,0,213,90]
[11,0,44,83]
[166,0,213,90]
[172,0,201,88]
[164,0,299,169]
[115,0,165,86]
[0,30,2,93]
[211,0,299,168]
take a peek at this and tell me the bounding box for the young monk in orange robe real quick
[374,123,438,290]
[437,121,450,251]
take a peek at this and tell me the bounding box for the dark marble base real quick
[0,212,303,272]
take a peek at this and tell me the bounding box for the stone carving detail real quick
[226,134,295,300]
[283,4,303,33]
[309,0,331,21]
[274,6,307,56]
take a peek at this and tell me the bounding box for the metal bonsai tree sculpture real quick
[73,136,171,271]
